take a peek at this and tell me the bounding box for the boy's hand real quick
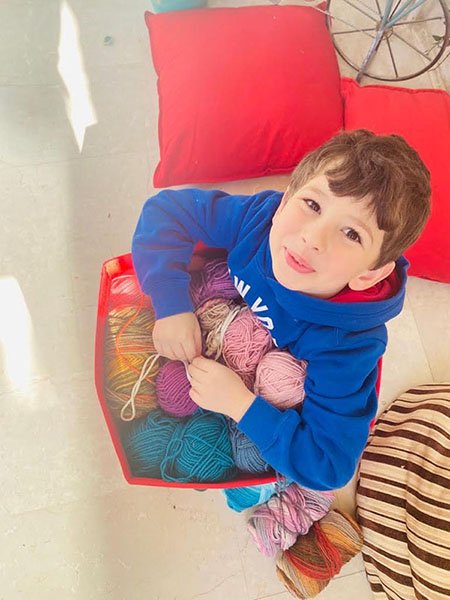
[153,312,202,362]
[188,357,256,422]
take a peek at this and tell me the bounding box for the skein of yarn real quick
[224,474,292,512]
[123,409,237,483]
[254,350,307,410]
[104,305,160,421]
[276,510,363,599]
[190,258,240,308]
[161,411,237,483]
[195,298,242,359]
[247,484,334,558]
[156,360,198,417]
[227,419,271,474]
[222,307,273,389]
[122,408,177,477]
[224,483,279,513]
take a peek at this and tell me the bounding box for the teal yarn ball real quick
[224,483,278,512]
[161,411,237,483]
[122,408,177,478]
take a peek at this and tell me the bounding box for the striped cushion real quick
[356,384,450,600]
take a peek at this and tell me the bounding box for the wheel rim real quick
[326,0,450,82]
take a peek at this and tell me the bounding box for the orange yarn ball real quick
[276,510,363,599]
[104,305,160,421]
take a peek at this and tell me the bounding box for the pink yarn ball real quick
[247,484,334,558]
[156,360,198,418]
[190,259,240,308]
[254,350,307,410]
[222,308,273,389]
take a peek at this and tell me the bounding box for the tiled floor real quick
[1,1,450,598]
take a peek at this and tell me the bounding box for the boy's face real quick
[269,173,395,299]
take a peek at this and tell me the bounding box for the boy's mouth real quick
[284,248,316,274]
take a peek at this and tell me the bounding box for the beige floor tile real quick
[0,486,248,600]
[332,472,359,518]
[377,293,433,415]
[0,71,151,167]
[309,568,373,600]
[406,276,450,383]
[0,1,151,86]
[235,510,286,599]
[0,375,127,515]
[266,569,373,600]
[0,152,153,384]
[0,2,61,87]
[0,84,78,166]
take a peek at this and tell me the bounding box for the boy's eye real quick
[344,228,362,244]
[304,199,320,213]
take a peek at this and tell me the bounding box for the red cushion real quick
[146,6,343,187]
[342,77,450,283]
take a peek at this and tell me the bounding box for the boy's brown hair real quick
[288,129,431,268]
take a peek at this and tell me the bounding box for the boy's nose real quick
[301,223,327,253]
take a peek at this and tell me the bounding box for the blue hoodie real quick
[132,188,407,490]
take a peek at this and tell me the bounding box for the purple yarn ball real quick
[156,361,198,418]
[190,259,240,308]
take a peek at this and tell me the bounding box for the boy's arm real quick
[237,336,384,491]
[132,188,254,319]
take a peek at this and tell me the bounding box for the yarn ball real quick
[160,411,237,483]
[195,298,242,359]
[224,483,279,513]
[224,478,292,512]
[156,360,198,417]
[123,409,237,483]
[122,408,177,477]
[276,510,363,599]
[227,419,271,474]
[190,258,240,308]
[104,305,160,421]
[222,307,273,389]
[247,484,334,558]
[254,350,307,410]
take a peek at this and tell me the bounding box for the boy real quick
[132,130,431,491]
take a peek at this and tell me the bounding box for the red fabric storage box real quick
[95,251,381,489]
[95,251,279,489]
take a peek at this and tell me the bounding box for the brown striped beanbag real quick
[356,383,450,600]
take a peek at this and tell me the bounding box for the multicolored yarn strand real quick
[254,350,308,410]
[122,408,237,483]
[247,484,334,558]
[275,510,363,599]
[222,307,273,389]
[227,419,270,474]
[156,360,198,417]
[104,305,160,421]
[189,258,240,308]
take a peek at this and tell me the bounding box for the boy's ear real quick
[349,261,396,291]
